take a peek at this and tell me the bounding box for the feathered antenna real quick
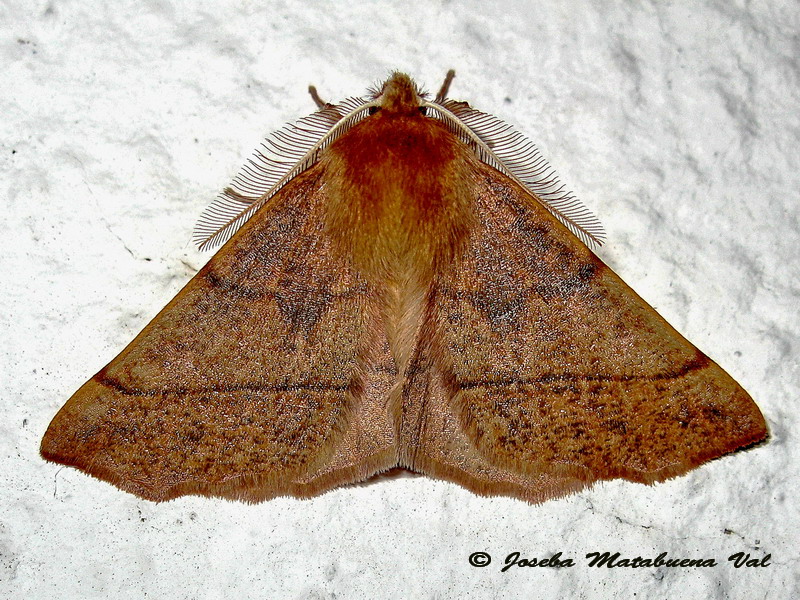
[422,78,605,247]
[193,95,375,251]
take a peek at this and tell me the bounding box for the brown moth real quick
[41,71,767,503]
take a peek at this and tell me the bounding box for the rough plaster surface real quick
[2,1,797,598]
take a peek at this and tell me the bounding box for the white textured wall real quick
[2,1,797,598]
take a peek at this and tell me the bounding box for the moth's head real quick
[371,72,425,114]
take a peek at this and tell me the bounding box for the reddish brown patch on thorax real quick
[322,75,476,284]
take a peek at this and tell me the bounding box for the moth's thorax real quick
[322,111,476,284]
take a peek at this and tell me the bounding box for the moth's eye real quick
[368,106,380,115]
[418,106,428,116]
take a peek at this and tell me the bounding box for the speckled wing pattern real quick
[42,72,767,504]
[400,162,767,502]
[41,167,398,502]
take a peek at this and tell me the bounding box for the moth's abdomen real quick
[322,112,476,284]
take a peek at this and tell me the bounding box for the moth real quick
[41,71,767,503]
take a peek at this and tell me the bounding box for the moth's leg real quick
[308,85,333,110]
[435,69,456,103]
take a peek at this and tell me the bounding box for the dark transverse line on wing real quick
[459,356,709,390]
[96,354,708,397]
[95,371,350,397]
